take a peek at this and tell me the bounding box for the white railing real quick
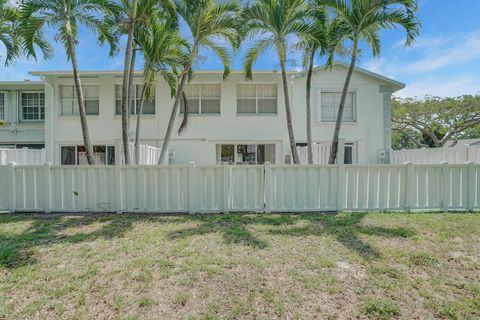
[0,148,46,165]
[115,140,164,165]
[391,145,480,164]
[297,140,345,165]
[127,143,162,165]
[1,162,478,213]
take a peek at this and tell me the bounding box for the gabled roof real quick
[294,61,405,92]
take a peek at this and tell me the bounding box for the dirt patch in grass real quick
[0,212,479,319]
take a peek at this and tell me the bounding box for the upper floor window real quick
[21,91,45,121]
[180,83,221,114]
[237,83,277,114]
[60,85,99,116]
[0,92,5,120]
[115,84,155,115]
[319,91,356,122]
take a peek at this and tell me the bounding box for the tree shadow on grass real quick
[0,212,416,269]
[169,214,297,249]
[169,212,415,259]
[0,213,182,269]
[268,213,415,259]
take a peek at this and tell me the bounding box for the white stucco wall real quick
[291,64,400,164]
[0,82,45,146]
[43,71,293,165]
[35,65,402,165]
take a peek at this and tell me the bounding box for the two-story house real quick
[0,81,46,149]
[0,63,403,165]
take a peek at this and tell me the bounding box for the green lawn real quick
[0,212,479,319]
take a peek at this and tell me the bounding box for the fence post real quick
[44,162,52,213]
[336,162,345,211]
[223,163,230,214]
[188,162,196,214]
[114,139,123,212]
[337,138,345,165]
[264,162,272,213]
[466,161,475,212]
[405,161,414,211]
[466,146,476,163]
[440,161,449,212]
[8,162,16,213]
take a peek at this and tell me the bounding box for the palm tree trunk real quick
[127,47,137,131]
[121,0,138,165]
[306,50,315,165]
[158,72,189,164]
[328,38,358,164]
[280,58,300,164]
[135,83,147,164]
[67,35,95,165]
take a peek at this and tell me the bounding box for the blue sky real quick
[1,0,480,98]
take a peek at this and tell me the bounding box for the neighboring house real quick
[0,81,45,149]
[0,63,403,165]
[443,138,480,148]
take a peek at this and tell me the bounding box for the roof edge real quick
[29,69,296,77]
[294,61,405,92]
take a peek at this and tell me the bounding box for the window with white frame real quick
[60,145,115,165]
[115,84,155,115]
[319,91,356,122]
[216,143,276,164]
[0,92,5,120]
[237,83,277,114]
[60,85,99,116]
[180,83,221,114]
[21,91,45,121]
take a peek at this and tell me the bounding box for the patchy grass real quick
[0,212,479,319]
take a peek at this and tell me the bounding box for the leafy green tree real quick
[0,0,50,65]
[20,0,119,164]
[392,95,480,148]
[157,0,239,164]
[242,0,311,164]
[133,12,187,163]
[324,0,420,164]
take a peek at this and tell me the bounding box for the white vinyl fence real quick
[116,140,164,165]
[126,143,162,165]
[1,162,478,213]
[297,139,346,165]
[0,148,46,165]
[391,145,480,164]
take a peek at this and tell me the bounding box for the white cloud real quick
[360,30,480,97]
[395,74,480,98]
[407,33,480,73]
[363,31,480,77]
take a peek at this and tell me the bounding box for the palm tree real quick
[242,0,311,164]
[20,0,119,165]
[0,0,21,65]
[299,2,332,164]
[0,0,50,65]
[116,0,174,165]
[325,0,420,164]
[133,13,187,164]
[157,0,239,164]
